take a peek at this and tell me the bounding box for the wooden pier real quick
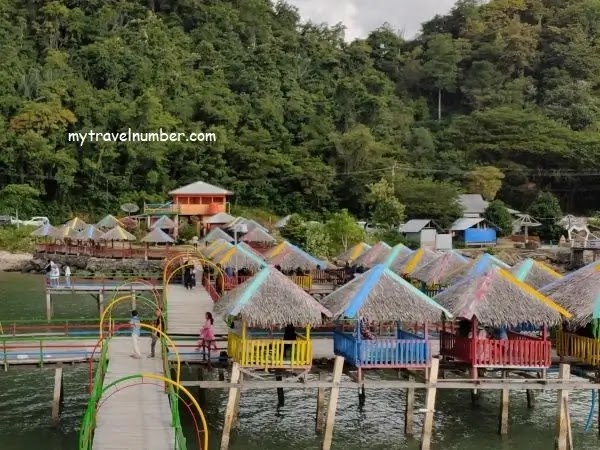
[166,284,229,336]
[91,337,175,450]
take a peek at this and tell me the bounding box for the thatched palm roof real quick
[433,267,571,327]
[389,247,439,276]
[227,216,268,233]
[65,217,87,231]
[240,227,276,243]
[208,241,234,260]
[100,225,136,241]
[51,224,79,240]
[214,266,332,327]
[410,251,471,286]
[31,223,56,237]
[352,241,392,268]
[76,224,104,241]
[238,241,263,257]
[216,244,266,270]
[96,214,122,229]
[268,243,327,271]
[151,215,177,229]
[203,238,229,254]
[336,242,371,264]
[540,261,600,326]
[444,252,511,286]
[511,258,562,290]
[202,227,233,244]
[264,241,287,259]
[141,228,175,244]
[321,264,452,322]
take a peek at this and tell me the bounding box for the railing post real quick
[39,340,44,367]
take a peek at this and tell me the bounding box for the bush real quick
[0,225,36,252]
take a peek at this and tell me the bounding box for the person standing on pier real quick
[129,310,142,359]
[64,264,71,288]
[149,307,164,358]
[196,312,218,353]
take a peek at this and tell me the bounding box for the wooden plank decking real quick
[166,284,229,337]
[92,337,175,450]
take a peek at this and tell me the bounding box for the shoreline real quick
[0,251,33,272]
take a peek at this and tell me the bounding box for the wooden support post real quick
[527,389,535,408]
[499,372,509,435]
[46,293,52,322]
[131,291,136,310]
[322,355,344,450]
[98,292,104,317]
[555,363,571,450]
[221,363,241,450]
[276,375,284,407]
[232,371,243,429]
[218,368,225,381]
[51,364,64,427]
[420,357,440,450]
[197,368,207,405]
[316,372,326,433]
[405,374,415,435]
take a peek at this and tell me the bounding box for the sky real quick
[287,0,457,41]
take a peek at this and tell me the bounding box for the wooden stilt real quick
[420,357,440,450]
[220,363,241,450]
[526,389,535,408]
[322,355,344,450]
[232,371,243,429]
[276,375,284,407]
[554,363,571,450]
[404,374,415,436]
[316,372,326,433]
[219,368,225,381]
[499,372,509,435]
[197,368,207,405]
[46,293,52,321]
[98,292,104,317]
[51,364,64,427]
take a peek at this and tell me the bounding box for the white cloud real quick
[287,0,457,40]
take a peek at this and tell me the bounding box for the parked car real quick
[0,215,14,226]
[13,216,50,227]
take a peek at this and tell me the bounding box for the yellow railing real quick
[227,332,312,368]
[288,275,312,290]
[556,330,600,366]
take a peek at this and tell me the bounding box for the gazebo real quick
[541,261,600,365]
[96,214,123,230]
[511,258,562,289]
[408,251,471,296]
[208,240,234,261]
[31,223,56,253]
[65,217,87,231]
[389,247,440,278]
[214,266,332,371]
[436,266,571,376]
[99,225,136,258]
[141,228,175,260]
[215,244,266,289]
[321,264,451,380]
[335,242,371,265]
[352,241,392,268]
[443,252,511,286]
[239,227,276,250]
[201,227,233,244]
[151,215,177,233]
[75,224,104,256]
[51,225,79,253]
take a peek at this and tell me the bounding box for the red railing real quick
[440,331,551,368]
[224,275,253,290]
[35,244,178,260]
[201,278,220,302]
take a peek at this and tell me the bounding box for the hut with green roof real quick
[511,258,562,290]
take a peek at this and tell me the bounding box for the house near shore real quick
[458,194,520,218]
[398,219,452,250]
[143,180,234,236]
[449,217,499,247]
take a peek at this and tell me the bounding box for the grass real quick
[0,225,36,253]
[229,205,280,227]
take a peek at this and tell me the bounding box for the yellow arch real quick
[162,251,225,282]
[109,279,160,304]
[98,296,182,384]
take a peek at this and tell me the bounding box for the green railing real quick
[162,337,187,448]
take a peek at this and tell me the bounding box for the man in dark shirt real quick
[149,307,164,358]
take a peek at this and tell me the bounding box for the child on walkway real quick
[129,310,142,359]
[196,312,218,352]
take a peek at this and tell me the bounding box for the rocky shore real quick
[0,251,34,272]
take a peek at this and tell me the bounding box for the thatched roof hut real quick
[444,252,511,286]
[202,227,233,244]
[511,258,562,290]
[141,228,175,244]
[151,215,176,230]
[352,241,392,268]
[434,267,571,327]
[268,242,328,271]
[76,224,104,241]
[410,251,471,286]
[264,241,287,259]
[65,217,87,231]
[335,242,371,264]
[214,266,332,327]
[539,261,600,326]
[238,241,263,257]
[96,214,122,230]
[31,223,56,237]
[321,264,452,322]
[389,247,439,276]
[240,227,276,244]
[208,240,234,260]
[215,244,266,270]
[227,217,268,233]
[51,224,79,240]
[100,225,136,241]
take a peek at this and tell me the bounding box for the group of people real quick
[183,264,197,289]
[44,260,71,288]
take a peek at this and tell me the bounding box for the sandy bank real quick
[0,251,33,272]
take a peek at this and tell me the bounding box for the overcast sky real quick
[287,0,457,40]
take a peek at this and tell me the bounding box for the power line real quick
[337,166,600,177]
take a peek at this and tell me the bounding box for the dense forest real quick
[1,0,600,225]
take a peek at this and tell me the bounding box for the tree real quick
[366,178,405,229]
[484,200,513,236]
[527,192,563,241]
[324,209,365,254]
[279,214,307,247]
[0,184,41,218]
[304,222,331,259]
[467,166,505,200]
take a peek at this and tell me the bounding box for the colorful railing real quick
[79,341,108,449]
[227,331,312,368]
[333,330,430,368]
[288,275,313,290]
[224,275,253,290]
[556,330,600,366]
[440,331,551,368]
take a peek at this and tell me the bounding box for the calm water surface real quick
[1,272,599,449]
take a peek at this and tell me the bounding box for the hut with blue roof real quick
[214,266,332,371]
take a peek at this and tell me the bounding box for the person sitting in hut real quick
[359,318,376,340]
[295,266,304,276]
[283,323,297,358]
[458,319,471,338]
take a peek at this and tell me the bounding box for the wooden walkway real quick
[166,284,229,336]
[92,337,175,450]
